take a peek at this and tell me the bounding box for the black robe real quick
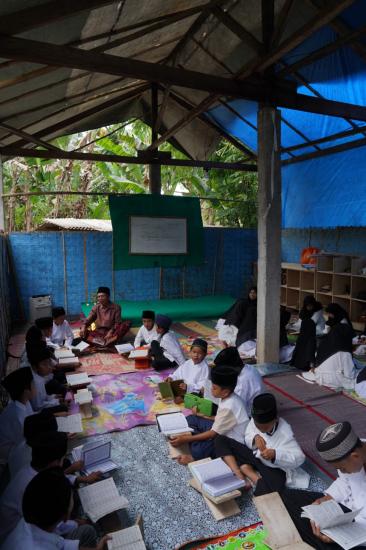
[316,322,354,367]
[223,297,257,347]
[291,318,316,371]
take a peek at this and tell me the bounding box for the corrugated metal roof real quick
[37,218,112,231]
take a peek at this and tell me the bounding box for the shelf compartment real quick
[287,288,300,310]
[301,270,315,292]
[316,292,332,307]
[351,257,366,276]
[316,272,332,294]
[287,269,300,288]
[333,274,351,297]
[317,255,333,272]
[333,255,352,275]
[351,300,366,326]
[351,276,366,301]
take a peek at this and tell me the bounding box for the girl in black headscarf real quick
[221,287,257,347]
[302,303,356,389]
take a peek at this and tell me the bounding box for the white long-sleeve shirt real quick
[212,393,249,444]
[134,324,159,348]
[30,370,59,412]
[159,331,186,365]
[0,401,34,464]
[326,462,366,526]
[171,358,209,394]
[2,519,79,550]
[235,365,264,416]
[8,440,31,478]
[245,417,308,489]
[47,320,74,348]
[0,464,36,541]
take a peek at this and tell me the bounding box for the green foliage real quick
[3,120,257,231]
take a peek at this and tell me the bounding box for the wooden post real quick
[149,83,161,194]
[256,105,281,363]
[0,156,5,232]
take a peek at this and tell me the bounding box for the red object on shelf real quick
[300,247,320,265]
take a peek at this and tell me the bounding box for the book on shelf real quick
[72,439,118,475]
[301,500,366,550]
[156,412,193,436]
[78,478,128,523]
[107,525,146,550]
[66,372,90,386]
[189,458,245,497]
[56,413,83,433]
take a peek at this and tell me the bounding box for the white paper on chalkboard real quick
[129,216,187,255]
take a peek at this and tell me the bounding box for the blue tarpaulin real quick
[205,0,366,229]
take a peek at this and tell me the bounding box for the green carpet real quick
[81,295,234,326]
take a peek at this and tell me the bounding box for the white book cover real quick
[72,341,90,352]
[59,357,80,366]
[107,526,146,550]
[189,458,245,497]
[66,372,90,386]
[129,349,149,359]
[75,388,93,404]
[78,478,128,522]
[156,412,193,435]
[115,343,134,354]
[56,413,83,433]
[55,349,75,359]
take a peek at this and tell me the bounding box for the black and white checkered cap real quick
[316,422,359,462]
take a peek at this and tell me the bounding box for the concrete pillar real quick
[0,157,5,232]
[256,105,281,363]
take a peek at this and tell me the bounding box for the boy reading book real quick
[29,348,68,413]
[0,368,35,464]
[1,468,109,550]
[48,306,74,348]
[149,314,185,370]
[165,338,209,404]
[281,421,366,550]
[214,347,264,415]
[134,310,158,347]
[215,392,307,495]
[170,365,248,464]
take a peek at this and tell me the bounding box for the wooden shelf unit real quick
[281,255,366,331]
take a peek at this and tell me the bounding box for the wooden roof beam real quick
[0,0,116,35]
[271,0,295,49]
[282,134,366,165]
[0,122,59,151]
[0,146,257,172]
[211,5,263,54]
[283,123,366,153]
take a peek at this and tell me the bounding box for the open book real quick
[115,343,134,354]
[66,372,90,387]
[301,500,366,550]
[107,525,146,550]
[72,340,90,353]
[78,478,128,522]
[55,348,75,359]
[72,439,118,474]
[129,348,149,359]
[74,388,93,405]
[56,413,83,433]
[156,412,193,436]
[189,458,245,497]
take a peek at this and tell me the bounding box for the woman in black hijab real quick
[222,287,257,347]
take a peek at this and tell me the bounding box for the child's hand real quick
[170,435,189,447]
[260,448,276,461]
[96,534,112,550]
[79,471,103,484]
[165,377,172,382]
[191,406,198,416]
[312,495,333,505]
[310,521,334,544]
[254,434,266,451]
[64,460,84,474]
[179,382,187,391]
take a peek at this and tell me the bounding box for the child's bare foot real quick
[176,454,194,465]
[174,396,184,405]
[240,464,261,485]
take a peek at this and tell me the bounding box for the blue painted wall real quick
[282,227,366,263]
[9,228,258,319]
[0,236,11,376]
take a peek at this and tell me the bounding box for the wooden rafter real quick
[4,85,149,148]
[282,134,366,165]
[0,146,257,172]
[271,0,295,49]
[282,123,366,153]
[0,0,116,35]
[0,122,59,151]
[211,5,263,54]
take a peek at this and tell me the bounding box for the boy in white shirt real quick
[2,468,108,550]
[149,314,185,370]
[281,421,366,549]
[214,347,264,415]
[215,392,307,495]
[29,348,68,413]
[134,310,158,348]
[48,307,74,348]
[166,338,209,402]
[0,367,35,464]
[170,365,248,464]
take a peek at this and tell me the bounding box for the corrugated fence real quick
[9,228,258,319]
